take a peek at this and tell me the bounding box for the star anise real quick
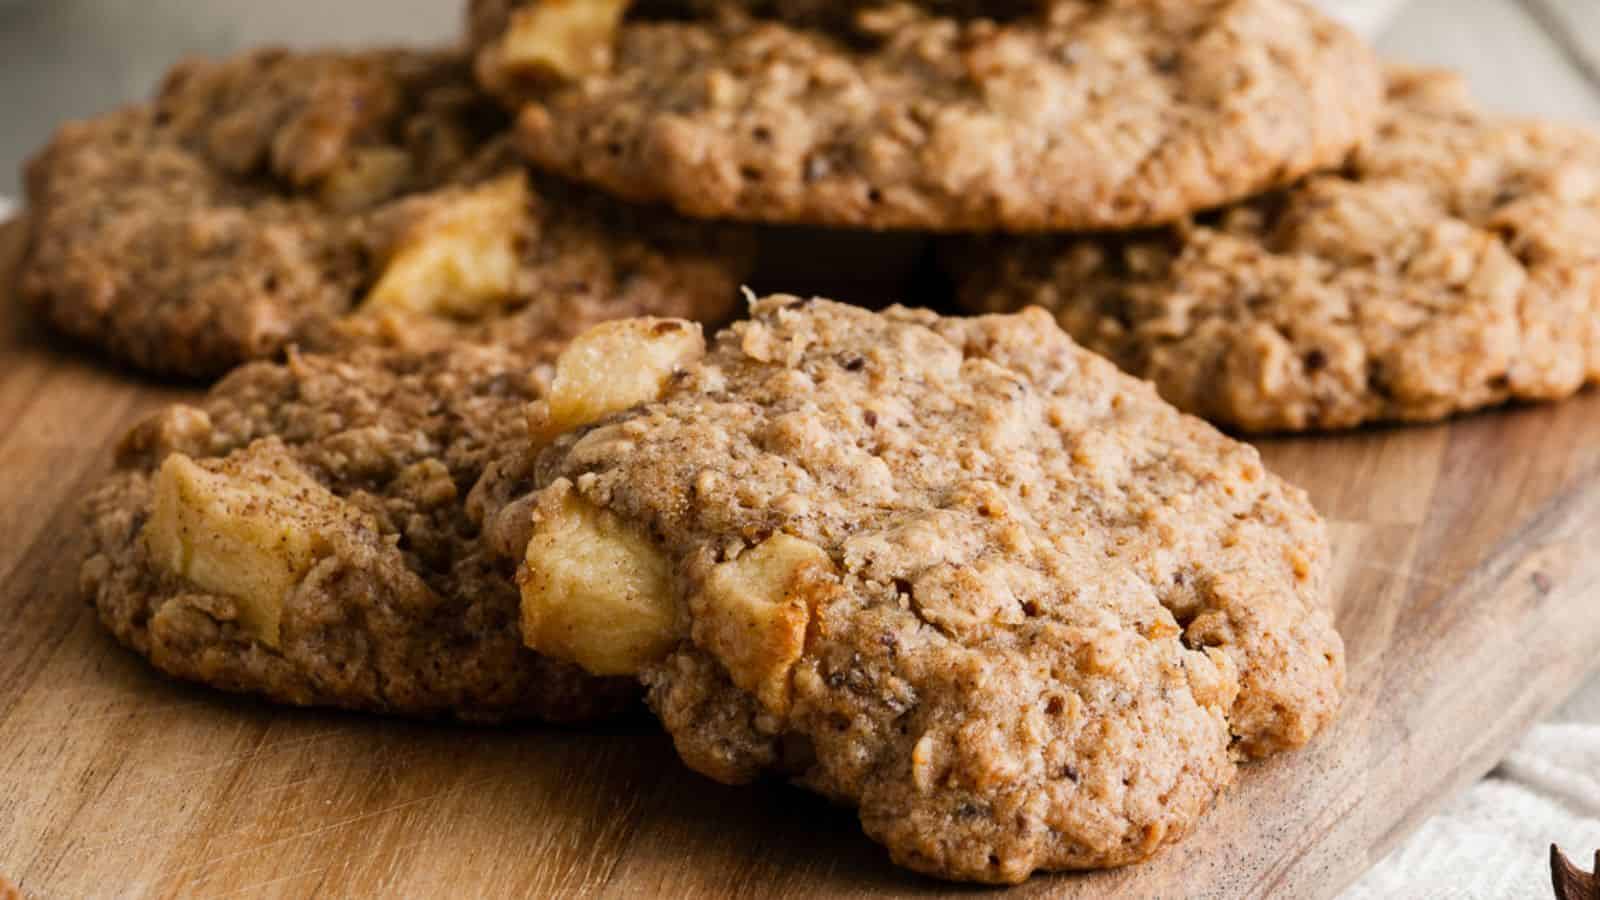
[1552,845,1600,900]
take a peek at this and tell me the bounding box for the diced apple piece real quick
[317,145,413,212]
[519,488,677,676]
[362,172,529,318]
[143,445,361,647]
[489,0,628,84]
[693,533,834,715]
[541,318,704,437]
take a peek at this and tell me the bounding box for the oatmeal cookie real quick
[952,67,1600,431]
[81,344,635,722]
[474,0,1380,231]
[478,297,1343,881]
[19,47,754,378]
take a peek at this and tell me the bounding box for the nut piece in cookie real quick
[482,296,1345,882]
[145,443,364,647]
[363,172,530,318]
[519,485,678,676]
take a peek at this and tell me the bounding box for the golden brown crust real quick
[483,297,1343,881]
[481,0,1381,231]
[81,345,635,722]
[953,68,1600,431]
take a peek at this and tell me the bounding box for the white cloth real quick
[1347,673,1600,898]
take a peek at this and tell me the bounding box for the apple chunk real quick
[519,488,678,676]
[362,173,529,318]
[486,0,629,87]
[143,443,365,647]
[694,534,835,715]
[540,317,705,438]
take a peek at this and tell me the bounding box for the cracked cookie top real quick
[472,0,1380,231]
[953,67,1600,431]
[479,296,1343,882]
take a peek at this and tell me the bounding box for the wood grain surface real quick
[1,173,1599,900]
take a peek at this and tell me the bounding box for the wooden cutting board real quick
[1,218,1598,900]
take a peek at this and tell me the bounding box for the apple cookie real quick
[80,344,635,722]
[471,0,1381,231]
[19,47,755,377]
[952,67,1600,431]
[477,297,1344,882]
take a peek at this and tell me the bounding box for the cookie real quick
[478,297,1344,882]
[953,68,1600,431]
[468,0,1027,56]
[473,0,1381,231]
[80,343,635,722]
[19,47,755,378]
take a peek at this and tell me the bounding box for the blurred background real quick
[1,0,1597,198]
[0,0,454,198]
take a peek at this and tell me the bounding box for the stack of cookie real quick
[15,0,1596,886]
[951,66,1600,432]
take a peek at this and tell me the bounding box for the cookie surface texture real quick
[954,68,1600,431]
[485,297,1344,882]
[476,0,1381,231]
[81,344,635,722]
